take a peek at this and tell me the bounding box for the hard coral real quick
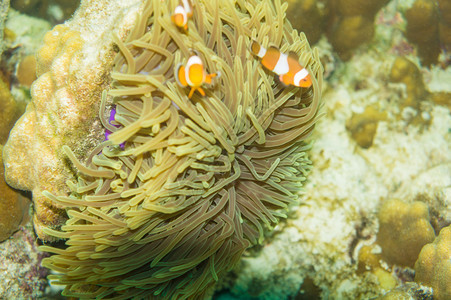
[389,56,428,110]
[285,0,328,45]
[0,145,30,242]
[327,0,389,60]
[414,225,451,300]
[3,0,144,241]
[346,105,386,149]
[405,0,451,66]
[0,77,25,145]
[39,0,323,298]
[376,199,436,268]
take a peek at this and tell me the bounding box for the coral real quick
[285,0,328,45]
[346,105,386,149]
[0,144,30,241]
[404,0,451,66]
[0,0,9,58]
[357,245,397,291]
[37,0,323,298]
[0,77,25,144]
[377,282,433,300]
[0,224,49,298]
[377,199,436,268]
[438,0,451,52]
[327,0,390,60]
[389,56,428,110]
[431,92,451,110]
[3,0,145,241]
[16,54,37,88]
[11,0,80,24]
[414,225,451,300]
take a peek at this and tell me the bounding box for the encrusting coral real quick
[35,0,323,299]
[414,225,451,300]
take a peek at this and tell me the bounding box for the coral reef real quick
[389,56,427,110]
[377,282,433,300]
[0,0,9,58]
[285,0,328,45]
[0,77,25,144]
[37,0,323,298]
[377,199,436,268]
[2,0,450,299]
[0,144,30,241]
[404,0,451,66]
[16,54,37,88]
[327,0,390,60]
[414,225,451,300]
[3,0,145,241]
[345,105,386,149]
[218,3,451,294]
[11,0,80,24]
[0,223,49,298]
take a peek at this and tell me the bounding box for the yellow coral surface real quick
[3,1,144,241]
[415,225,451,300]
[377,199,436,268]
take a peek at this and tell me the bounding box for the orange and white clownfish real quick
[175,55,219,98]
[171,0,193,31]
[250,40,312,88]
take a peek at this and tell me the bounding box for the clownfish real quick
[175,55,219,98]
[171,0,193,31]
[250,40,312,88]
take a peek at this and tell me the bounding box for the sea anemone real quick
[40,0,323,298]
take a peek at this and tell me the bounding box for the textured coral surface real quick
[377,199,436,268]
[3,0,144,241]
[0,144,29,242]
[415,225,451,300]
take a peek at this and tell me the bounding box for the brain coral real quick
[39,0,323,298]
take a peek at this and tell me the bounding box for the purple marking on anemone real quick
[104,105,125,149]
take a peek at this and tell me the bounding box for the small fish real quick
[250,40,312,88]
[171,0,193,31]
[175,55,219,98]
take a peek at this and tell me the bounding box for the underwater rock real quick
[0,144,30,242]
[3,0,145,241]
[377,199,436,268]
[414,225,451,300]
[0,224,49,298]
